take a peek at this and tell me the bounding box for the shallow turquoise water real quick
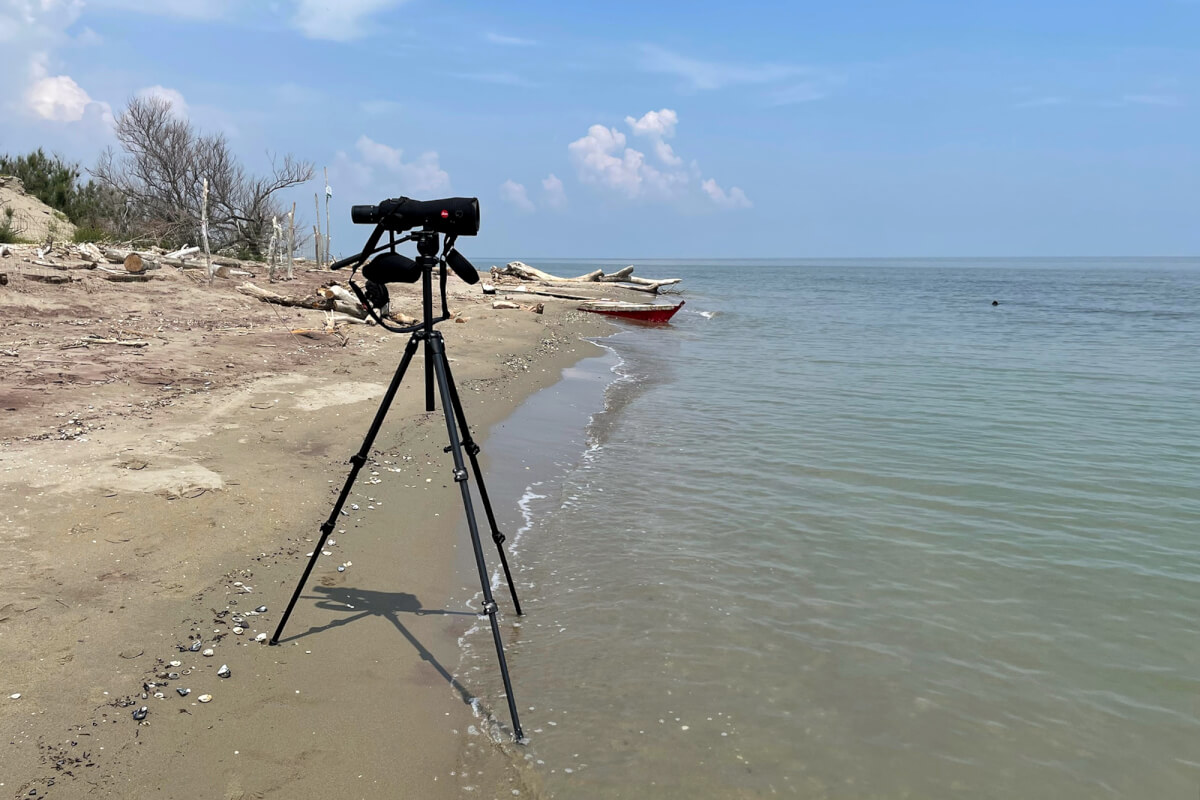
[465,258,1200,798]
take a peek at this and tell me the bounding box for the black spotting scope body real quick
[351,196,479,235]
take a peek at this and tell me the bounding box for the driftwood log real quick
[500,262,603,283]
[237,282,365,319]
[497,261,680,294]
[597,266,635,282]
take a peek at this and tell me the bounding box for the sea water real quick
[461,258,1200,799]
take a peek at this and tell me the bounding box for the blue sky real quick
[1,0,1196,258]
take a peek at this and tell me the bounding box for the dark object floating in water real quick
[578,300,685,323]
[992,300,999,306]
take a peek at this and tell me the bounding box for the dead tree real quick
[92,96,314,258]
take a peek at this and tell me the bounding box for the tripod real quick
[270,225,525,741]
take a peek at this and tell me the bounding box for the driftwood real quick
[238,282,364,319]
[497,261,681,294]
[124,253,146,273]
[317,285,367,318]
[500,262,603,283]
[597,266,635,282]
[79,335,149,347]
[24,273,73,284]
[165,245,200,260]
[508,286,595,300]
[614,280,680,294]
[492,300,521,310]
[105,272,153,283]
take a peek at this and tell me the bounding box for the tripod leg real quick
[270,334,420,645]
[439,353,524,615]
[428,333,524,741]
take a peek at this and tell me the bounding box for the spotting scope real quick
[350,196,479,236]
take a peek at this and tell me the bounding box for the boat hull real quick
[577,300,685,323]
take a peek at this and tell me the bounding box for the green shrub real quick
[0,149,124,232]
[72,225,110,243]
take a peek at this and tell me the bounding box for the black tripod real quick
[270,217,525,741]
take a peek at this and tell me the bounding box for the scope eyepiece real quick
[351,196,479,236]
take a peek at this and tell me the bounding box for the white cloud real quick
[568,110,748,209]
[568,124,649,197]
[136,84,188,117]
[701,179,752,209]
[500,179,535,212]
[625,108,677,138]
[485,31,537,46]
[338,135,450,196]
[291,0,407,41]
[74,26,102,46]
[542,173,566,209]
[86,0,234,19]
[639,44,808,91]
[22,54,111,124]
[625,108,682,166]
[26,73,91,121]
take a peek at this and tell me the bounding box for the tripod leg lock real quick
[445,441,481,456]
[492,531,506,546]
[349,453,367,467]
[319,521,335,536]
[453,468,468,482]
[480,600,498,615]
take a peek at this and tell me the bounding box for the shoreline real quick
[0,267,613,798]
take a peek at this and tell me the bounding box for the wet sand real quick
[0,263,611,798]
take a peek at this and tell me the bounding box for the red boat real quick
[577,300,685,323]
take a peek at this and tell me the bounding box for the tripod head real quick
[330,197,482,335]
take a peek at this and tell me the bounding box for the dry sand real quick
[0,253,614,798]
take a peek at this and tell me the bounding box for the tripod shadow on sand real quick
[276,584,480,707]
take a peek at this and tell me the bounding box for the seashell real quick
[233,581,242,586]
[181,669,191,675]
[189,640,202,652]
[217,664,231,678]
[132,706,148,720]
[255,606,268,613]
[167,672,180,680]
[231,616,244,624]
[168,660,182,667]
[177,688,190,697]
[198,694,212,703]
[143,682,156,692]
[337,566,345,573]
[232,627,244,635]
[350,504,359,510]
[322,550,332,556]
[328,539,336,546]
[254,633,268,642]
[202,648,214,657]
[153,692,165,699]
[10,693,21,699]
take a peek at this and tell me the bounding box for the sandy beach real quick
[0,255,611,799]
